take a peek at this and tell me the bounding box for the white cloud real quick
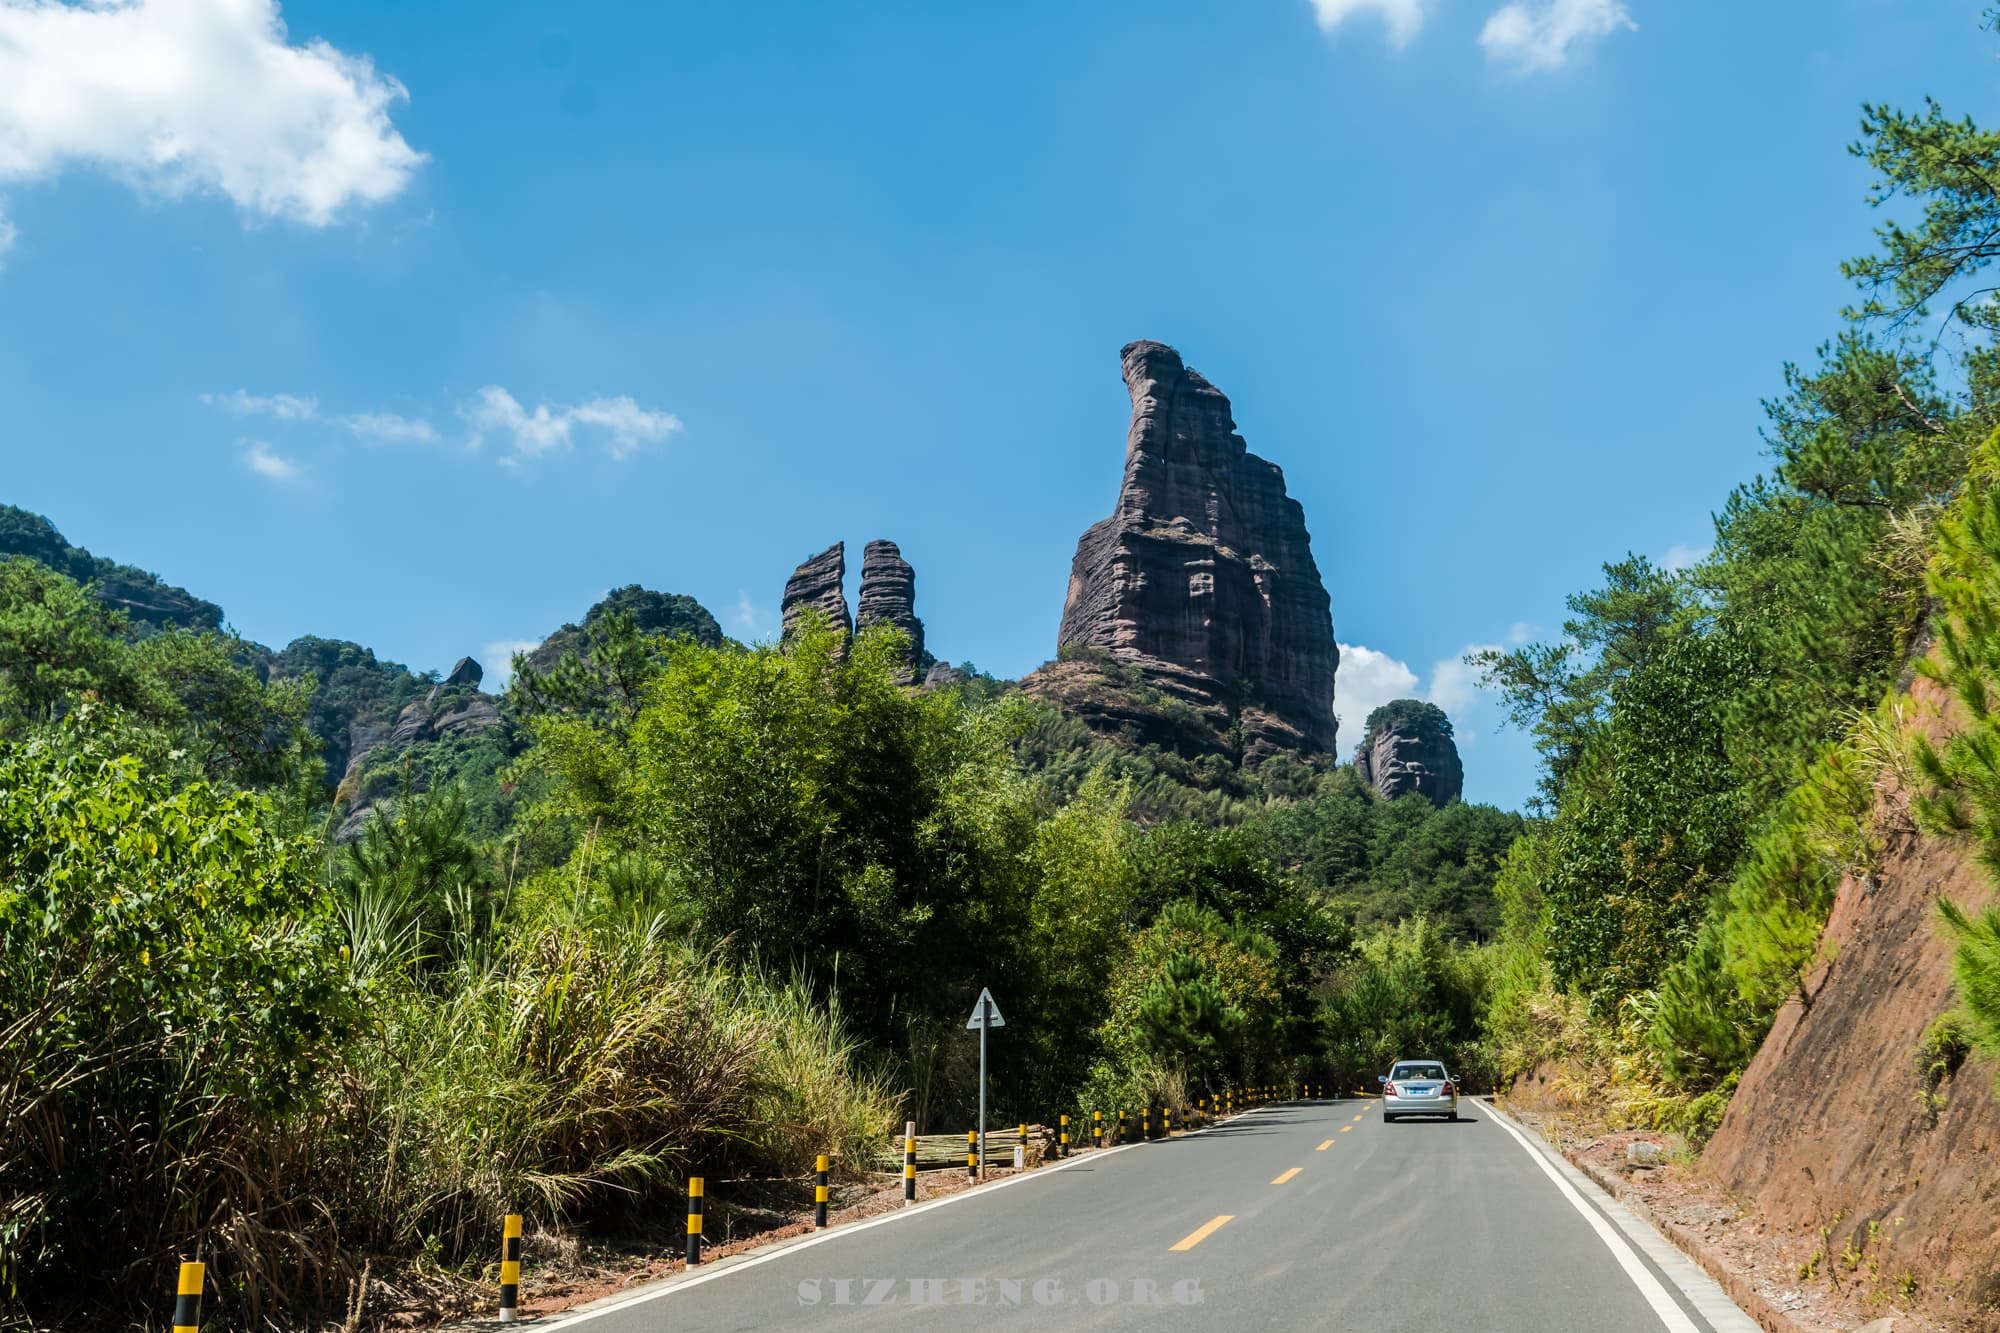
[1426,644,1502,719]
[343,410,436,443]
[731,591,762,636]
[468,385,683,463]
[201,389,318,419]
[1309,0,1427,45]
[1662,542,1709,573]
[242,438,298,480]
[0,0,424,255]
[482,639,541,689]
[1335,642,1420,744]
[1479,0,1633,71]
[0,207,14,264]
[1507,621,1536,646]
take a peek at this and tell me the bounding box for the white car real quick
[1379,1059,1459,1122]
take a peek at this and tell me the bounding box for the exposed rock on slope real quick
[1354,700,1463,806]
[1026,340,1338,764]
[781,542,852,641]
[856,539,926,681]
[427,655,483,705]
[1703,670,2000,1315]
[0,504,223,634]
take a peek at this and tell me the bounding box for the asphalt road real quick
[541,1099,1759,1332]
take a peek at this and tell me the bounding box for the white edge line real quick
[537,1117,1260,1330]
[1481,1099,1702,1333]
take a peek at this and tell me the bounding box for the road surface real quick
[538,1098,1758,1332]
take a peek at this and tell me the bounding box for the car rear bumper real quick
[1383,1095,1458,1117]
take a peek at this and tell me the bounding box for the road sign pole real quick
[964,988,1004,1179]
[977,996,988,1176]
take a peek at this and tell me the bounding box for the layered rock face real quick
[781,542,852,641]
[1354,701,1463,806]
[782,539,934,681]
[856,540,926,680]
[1039,340,1338,763]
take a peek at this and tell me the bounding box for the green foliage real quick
[1470,556,1698,811]
[1254,766,1525,942]
[268,634,429,780]
[1540,629,1758,1008]
[1844,86,2000,341]
[0,711,353,1317]
[522,615,1038,1051]
[340,782,505,980]
[1098,900,1284,1095]
[1317,917,1493,1090]
[0,559,313,789]
[1937,899,2000,1092]
[1137,951,1246,1071]
[0,504,223,634]
[1361,697,1452,739]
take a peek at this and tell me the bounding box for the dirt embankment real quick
[1703,673,2000,1327]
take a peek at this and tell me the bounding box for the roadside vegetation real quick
[1478,2,2000,1142]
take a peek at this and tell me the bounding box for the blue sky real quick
[0,0,1991,810]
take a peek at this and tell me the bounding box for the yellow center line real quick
[1169,1215,1235,1251]
[1270,1167,1303,1184]
[1339,1125,1353,1133]
[1315,1138,1334,1151]
[1352,1114,1364,1121]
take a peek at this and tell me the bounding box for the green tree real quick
[1540,629,1757,1008]
[1469,555,1697,809]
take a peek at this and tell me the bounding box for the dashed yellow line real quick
[1315,1138,1335,1151]
[1271,1167,1303,1185]
[1170,1215,1235,1251]
[1340,1125,1353,1133]
[1351,1114,1364,1122]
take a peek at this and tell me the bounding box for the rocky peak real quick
[856,539,926,681]
[1031,340,1339,763]
[1353,700,1463,807]
[427,655,483,706]
[781,542,852,641]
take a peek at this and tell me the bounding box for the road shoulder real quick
[1482,1098,1766,1333]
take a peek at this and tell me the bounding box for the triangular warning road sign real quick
[965,987,1005,1029]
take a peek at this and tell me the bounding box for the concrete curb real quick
[1553,1136,1811,1333]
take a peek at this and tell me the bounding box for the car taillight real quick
[1443,1082,1455,1095]
[1383,1082,1397,1097]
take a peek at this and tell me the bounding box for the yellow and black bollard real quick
[1093,1109,1103,1148]
[170,1260,203,1333]
[903,1129,916,1201]
[967,1129,977,1179]
[1118,1109,1127,1143]
[686,1177,704,1266]
[814,1154,830,1229]
[498,1214,523,1322]
[1059,1113,1069,1158]
[1165,1106,1174,1136]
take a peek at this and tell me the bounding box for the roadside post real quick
[964,987,1004,1177]
[170,1260,204,1333]
[815,1154,830,1228]
[498,1214,522,1321]
[1094,1109,1103,1147]
[903,1122,916,1202]
[685,1177,704,1266]
[1059,1113,1069,1158]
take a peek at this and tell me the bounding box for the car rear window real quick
[1392,1063,1446,1081]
